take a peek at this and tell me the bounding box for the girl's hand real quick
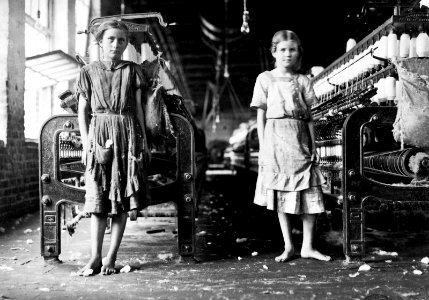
[311,149,320,164]
[81,143,87,166]
[257,143,263,166]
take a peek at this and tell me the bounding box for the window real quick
[25,0,51,57]
[25,0,50,28]
[24,0,89,141]
[24,87,53,141]
[25,0,53,141]
[75,0,91,57]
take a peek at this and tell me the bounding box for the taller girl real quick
[251,30,331,262]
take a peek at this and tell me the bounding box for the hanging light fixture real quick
[34,0,41,28]
[241,0,250,34]
[121,0,125,15]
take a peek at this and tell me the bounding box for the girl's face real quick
[272,40,299,71]
[99,28,128,61]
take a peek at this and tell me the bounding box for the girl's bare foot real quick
[77,257,102,276]
[101,256,117,275]
[275,247,295,262]
[300,248,331,261]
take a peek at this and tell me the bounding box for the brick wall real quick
[0,0,39,220]
[0,142,39,219]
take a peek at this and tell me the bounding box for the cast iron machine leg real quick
[39,114,197,262]
[39,116,84,263]
[169,114,197,260]
[342,107,429,262]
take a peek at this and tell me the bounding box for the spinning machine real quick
[40,13,204,262]
[311,11,429,261]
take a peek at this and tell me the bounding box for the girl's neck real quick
[273,67,296,77]
[100,59,120,69]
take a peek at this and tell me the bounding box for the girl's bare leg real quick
[101,211,128,275]
[275,212,295,262]
[300,214,331,261]
[78,213,106,275]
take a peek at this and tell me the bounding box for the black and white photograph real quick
[0,0,429,299]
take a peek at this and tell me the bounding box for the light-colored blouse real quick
[250,71,316,120]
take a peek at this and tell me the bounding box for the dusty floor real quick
[1,172,429,300]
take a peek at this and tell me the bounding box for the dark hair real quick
[94,20,130,43]
[271,30,303,71]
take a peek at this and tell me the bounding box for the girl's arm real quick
[136,88,150,161]
[136,89,145,132]
[78,96,90,165]
[256,108,266,150]
[307,118,319,163]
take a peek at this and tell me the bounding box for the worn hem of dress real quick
[254,187,325,215]
[260,166,326,192]
[263,203,325,215]
[253,163,326,209]
[252,185,324,204]
[84,194,140,215]
[262,205,325,215]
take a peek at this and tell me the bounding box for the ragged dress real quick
[76,60,149,215]
[250,71,326,215]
